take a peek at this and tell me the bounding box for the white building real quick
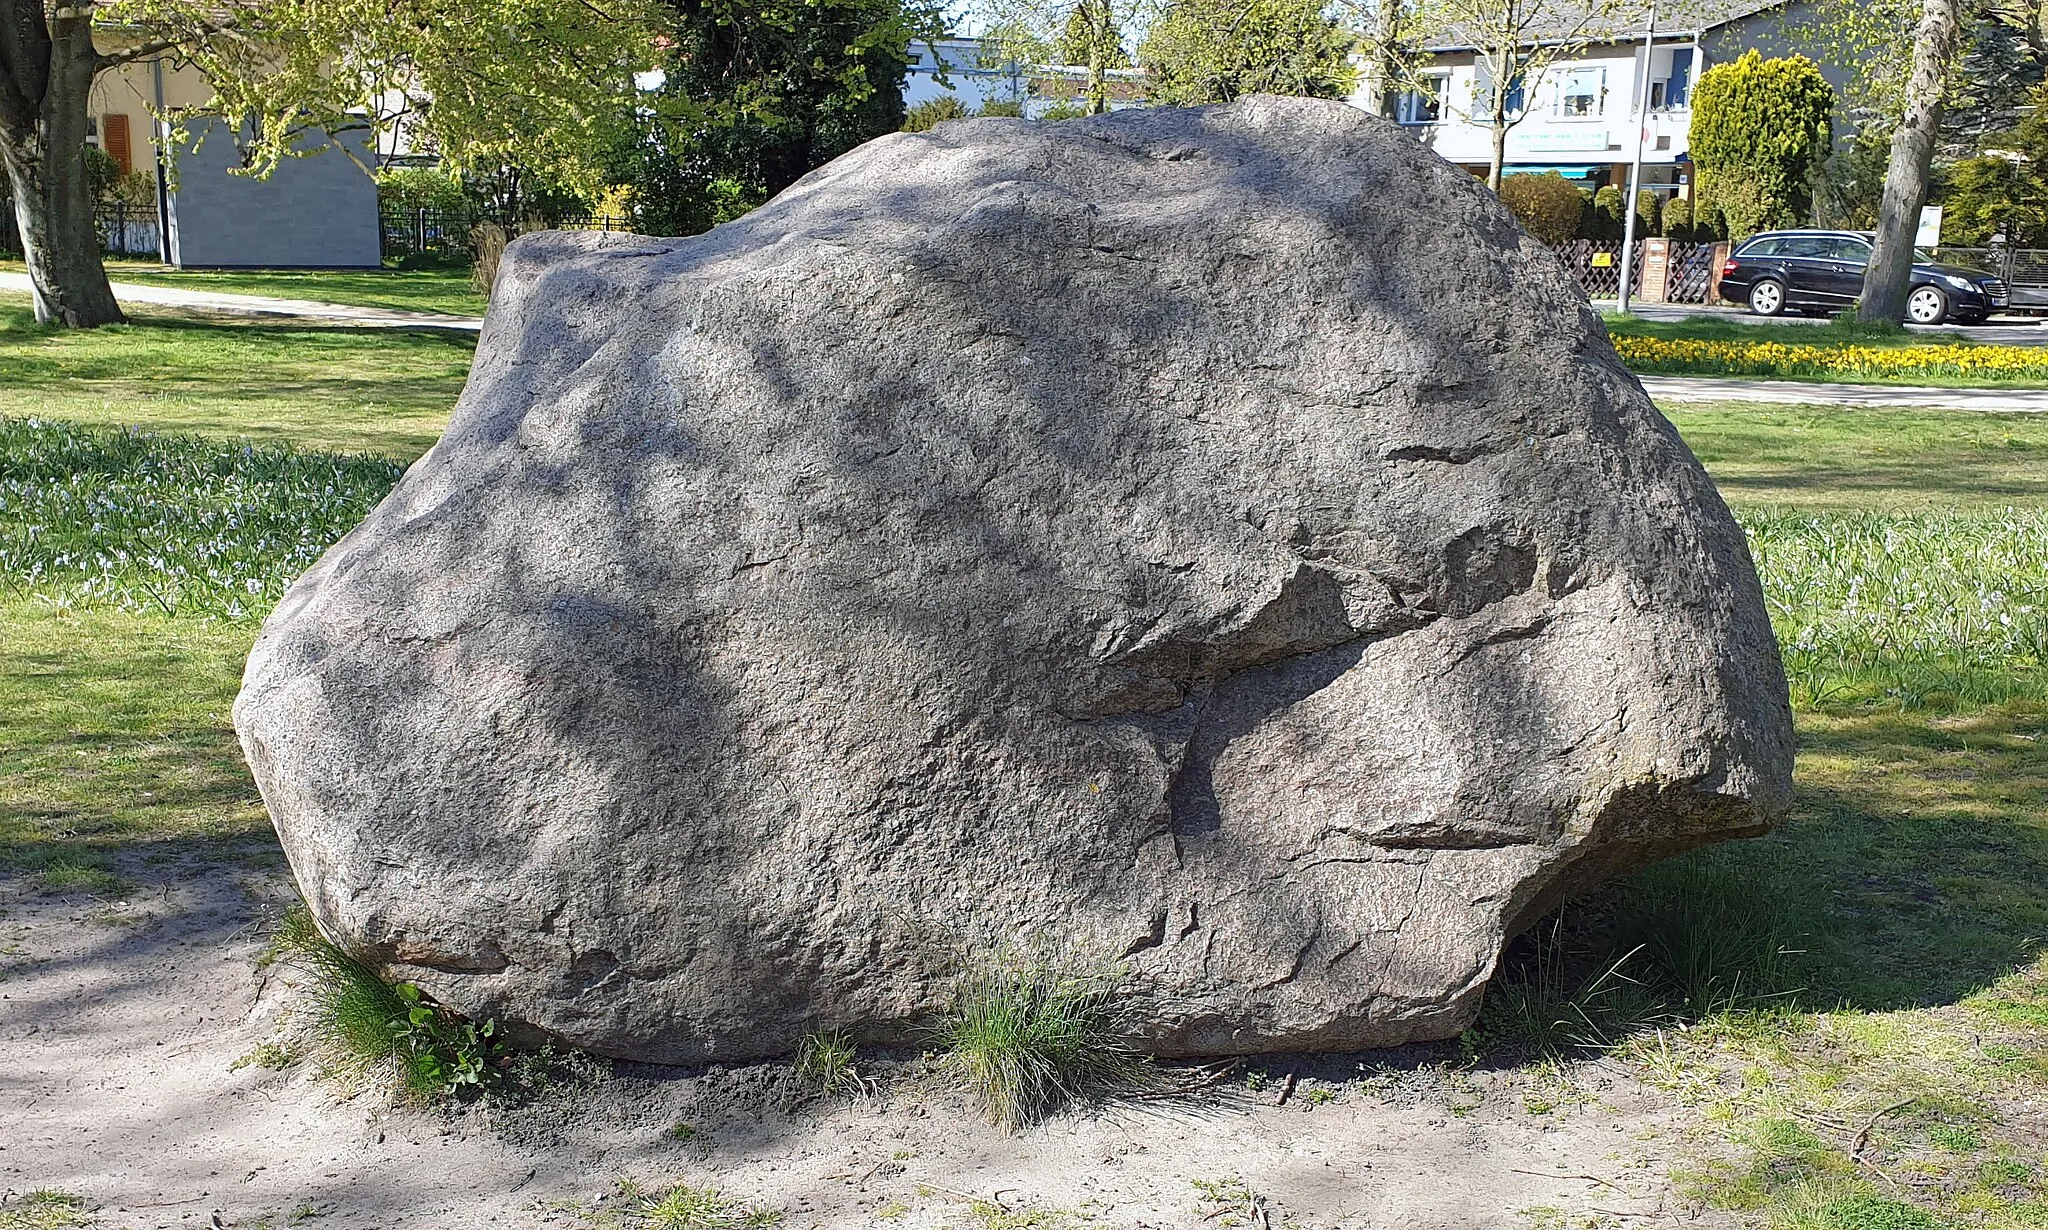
[904,38,1030,112]
[903,38,1148,117]
[1367,0,1848,197]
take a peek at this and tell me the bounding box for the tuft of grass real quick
[272,905,504,1102]
[0,1192,93,1230]
[1610,847,1805,1015]
[793,1029,865,1098]
[937,948,1147,1131]
[594,1181,780,1230]
[13,849,128,897]
[1475,913,1664,1059]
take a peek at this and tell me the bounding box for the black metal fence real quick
[379,206,634,263]
[0,201,159,259]
[1926,246,2048,309]
[1555,239,1648,300]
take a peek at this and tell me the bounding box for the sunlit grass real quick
[0,295,468,459]
[3,259,487,317]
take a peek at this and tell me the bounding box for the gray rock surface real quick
[235,96,1794,1063]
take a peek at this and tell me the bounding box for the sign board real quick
[1591,251,1614,268]
[1916,205,1944,247]
[1639,238,1672,302]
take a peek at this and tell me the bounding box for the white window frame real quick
[1397,72,1451,125]
[1553,66,1607,120]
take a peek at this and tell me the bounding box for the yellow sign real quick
[1591,252,1614,268]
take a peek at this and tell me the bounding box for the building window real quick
[1397,73,1449,125]
[102,114,133,176]
[1556,67,1606,118]
[1665,48,1694,108]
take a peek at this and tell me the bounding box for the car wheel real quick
[1747,279,1787,317]
[1906,285,1949,325]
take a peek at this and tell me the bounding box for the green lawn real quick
[0,295,469,459]
[1666,401,2048,511]
[1607,312,1982,350]
[1,314,2044,1227]
[3,259,488,317]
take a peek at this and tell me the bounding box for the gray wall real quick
[166,121,379,269]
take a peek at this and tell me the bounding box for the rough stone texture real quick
[235,96,1794,1063]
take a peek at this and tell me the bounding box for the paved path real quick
[0,271,484,331]
[1641,373,2048,412]
[8,272,2045,411]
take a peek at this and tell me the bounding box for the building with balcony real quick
[1365,0,1850,198]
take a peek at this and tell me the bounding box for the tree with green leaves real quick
[1,0,661,327]
[1136,0,1357,105]
[613,0,939,236]
[1687,51,1835,239]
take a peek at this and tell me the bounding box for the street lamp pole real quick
[1615,0,1659,314]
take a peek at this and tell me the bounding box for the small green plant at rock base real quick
[968,1199,1095,1230]
[1303,1086,1334,1107]
[793,1029,865,1097]
[936,946,1147,1131]
[1191,1177,1258,1227]
[272,905,505,1102]
[594,1182,780,1230]
[668,1121,696,1141]
[229,1041,298,1072]
[0,1191,93,1230]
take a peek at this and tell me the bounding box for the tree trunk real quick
[1859,0,1959,323]
[1489,122,1507,190]
[1086,0,1107,115]
[1360,0,1402,115]
[0,2,122,328]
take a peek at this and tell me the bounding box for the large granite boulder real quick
[236,96,1794,1062]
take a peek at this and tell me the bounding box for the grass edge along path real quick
[1,259,486,318]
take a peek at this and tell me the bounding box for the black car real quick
[1717,229,2008,324]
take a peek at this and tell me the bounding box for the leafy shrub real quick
[978,100,1025,118]
[938,948,1145,1129]
[1689,51,1834,237]
[376,166,469,217]
[902,96,973,131]
[1587,185,1626,239]
[1936,155,2048,246]
[1635,189,1661,237]
[1497,173,1587,246]
[1662,195,1693,238]
[273,906,505,1102]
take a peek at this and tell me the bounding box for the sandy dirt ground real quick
[3,848,1738,1230]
